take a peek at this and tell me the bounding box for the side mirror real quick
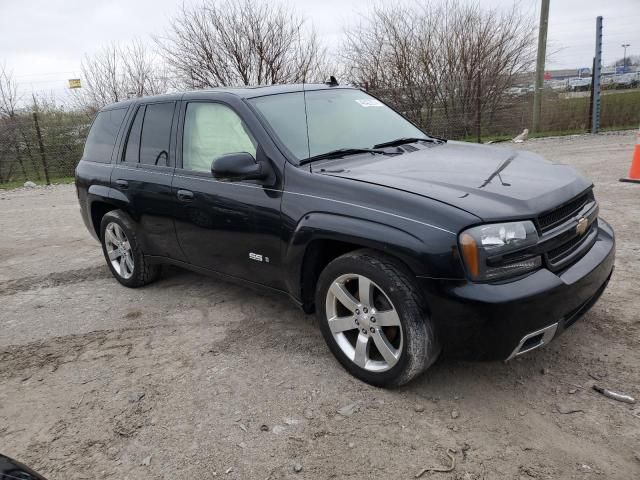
[211,152,267,181]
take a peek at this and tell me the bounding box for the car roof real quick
[201,83,356,98]
[101,83,358,111]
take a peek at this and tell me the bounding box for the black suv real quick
[76,84,615,386]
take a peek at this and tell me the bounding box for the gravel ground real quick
[1,131,639,479]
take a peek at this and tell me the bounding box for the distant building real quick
[513,68,590,86]
[546,68,591,79]
[511,65,638,90]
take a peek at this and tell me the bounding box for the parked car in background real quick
[547,79,568,91]
[601,75,616,87]
[506,86,528,96]
[567,77,591,92]
[76,84,615,386]
[613,73,639,88]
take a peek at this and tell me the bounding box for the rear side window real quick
[140,102,175,166]
[83,108,127,163]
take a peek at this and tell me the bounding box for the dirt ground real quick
[1,131,639,480]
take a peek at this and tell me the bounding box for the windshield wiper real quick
[299,148,395,165]
[373,137,443,149]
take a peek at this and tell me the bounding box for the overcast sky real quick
[1,0,638,99]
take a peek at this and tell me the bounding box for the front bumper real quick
[422,219,615,360]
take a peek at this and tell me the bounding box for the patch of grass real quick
[533,125,638,137]
[600,90,640,129]
[460,125,637,144]
[0,176,75,190]
[456,89,640,143]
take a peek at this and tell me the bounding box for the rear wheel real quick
[100,210,161,288]
[315,249,439,387]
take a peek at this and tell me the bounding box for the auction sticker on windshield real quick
[355,98,383,107]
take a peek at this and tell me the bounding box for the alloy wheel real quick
[325,273,403,372]
[104,222,134,279]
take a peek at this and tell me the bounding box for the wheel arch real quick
[285,213,433,313]
[87,185,132,240]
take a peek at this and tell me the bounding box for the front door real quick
[171,99,284,288]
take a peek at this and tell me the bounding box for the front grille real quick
[537,192,593,233]
[537,190,599,271]
[547,222,596,265]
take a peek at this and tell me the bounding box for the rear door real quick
[111,100,186,261]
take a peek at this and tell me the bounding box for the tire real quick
[100,210,161,288]
[315,249,439,387]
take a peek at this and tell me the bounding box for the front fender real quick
[284,212,464,301]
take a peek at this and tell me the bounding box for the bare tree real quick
[79,44,123,109]
[343,1,536,139]
[342,5,441,127]
[121,41,171,98]
[0,64,27,181]
[0,63,20,118]
[77,40,169,111]
[611,55,640,68]
[156,0,327,88]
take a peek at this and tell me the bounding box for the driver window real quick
[183,102,257,172]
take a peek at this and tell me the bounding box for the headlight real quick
[459,221,541,281]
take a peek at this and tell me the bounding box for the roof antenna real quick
[326,75,339,87]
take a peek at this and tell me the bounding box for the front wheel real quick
[315,249,439,387]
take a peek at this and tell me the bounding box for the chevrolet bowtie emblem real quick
[576,217,588,235]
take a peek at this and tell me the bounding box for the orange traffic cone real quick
[620,126,640,183]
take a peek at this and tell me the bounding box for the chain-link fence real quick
[0,108,92,185]
[1,87,639,186]
[371,87,640,142]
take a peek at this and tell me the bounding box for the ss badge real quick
[249,252,263,262]
[249,252,269,263]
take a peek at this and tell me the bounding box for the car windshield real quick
[249,88,427,161]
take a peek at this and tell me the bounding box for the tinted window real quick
[139,102,175,166]
[250,89,425,160]
[182,102,256,172]
[123,106,145,163]
[83,108,127,163]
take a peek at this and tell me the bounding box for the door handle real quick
[115,179,128,190]
[177,189,194,202]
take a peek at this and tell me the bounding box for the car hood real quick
[320,141,592,221]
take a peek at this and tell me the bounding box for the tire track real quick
[0,265,111,296]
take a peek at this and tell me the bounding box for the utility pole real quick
[476,72,482,143]
[588,56,596,129]
[621,43,630,73]
[592,16,603,134]
[32,111,51,185]
[532,0,550,134]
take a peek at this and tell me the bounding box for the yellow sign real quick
[68,78,81,89]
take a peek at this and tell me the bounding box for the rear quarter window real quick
[83,108,127,163]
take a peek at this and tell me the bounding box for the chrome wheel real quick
[325,273,403,372]
[104,222,134,279]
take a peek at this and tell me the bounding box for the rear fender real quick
[83,185,132,240]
